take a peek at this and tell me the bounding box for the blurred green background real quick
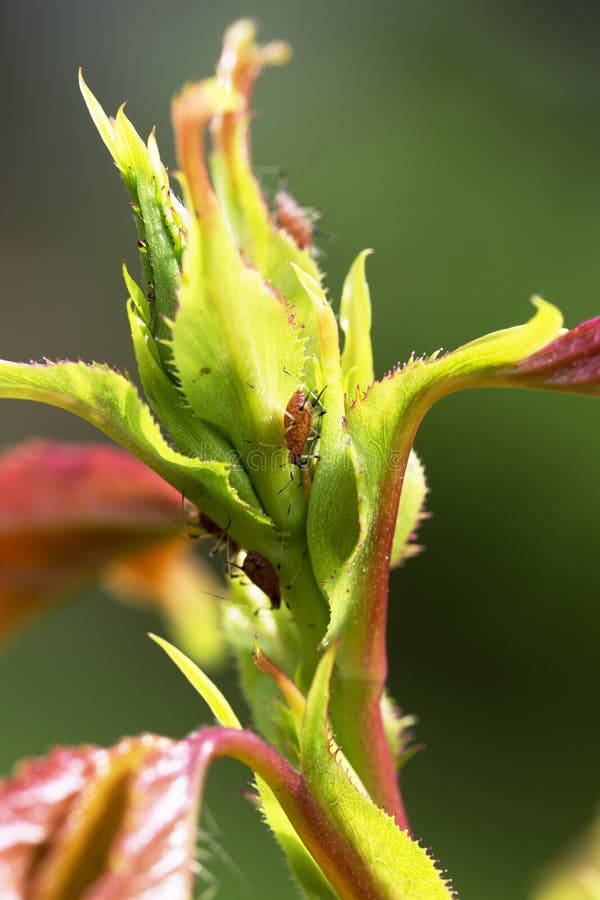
[1,1,599,897]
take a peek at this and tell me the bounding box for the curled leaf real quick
[511,315,600,393]
[0,733,206,899]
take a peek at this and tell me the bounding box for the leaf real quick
[507,314,600,394]
[0,733,208,900]
[0,440,227,665]
[0,359,278,559]
[300,646,454,899]
[210,19,326,385]
[0,441,169,630]
[324,297,566,649]
[170,77,312,535]
[80,71,186,353]
[340,249,375,398]
[390,449,429,568]
[150,633,242,728]
[150,632,337,897]
[124,268,255,509]
[533,810,600,900]
[293,266,361,592]
[380,692,418,771]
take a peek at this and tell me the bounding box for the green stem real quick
[284,547,329,689]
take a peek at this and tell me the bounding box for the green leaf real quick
[301,645,453,899]
[391,449,428,568]
[293,266,360,593]
[209,20,326,387]
[149,633,242,728]
[0,359,276,556]
[324,297,565,649]
[340,249,375,398]
[170,79,311,532]
[80,72,185,354]
[152,627,335,897]
[124,267,257,509]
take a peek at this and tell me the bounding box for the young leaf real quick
[125,269,252,502]
[150,633,242,729]
[292,265,361,587]
[0,440,226,664]
[0,734,209,899]
[170,77,310,526]
[0,359,278,558]
[210,18,326,381]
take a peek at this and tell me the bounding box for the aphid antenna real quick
[201,515,232,558]
[273,503,292,561]
[282,366,327,410]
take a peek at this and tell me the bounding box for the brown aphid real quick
[274,189,314,250]
[284,390,314,468]
[242,550,281,609]
[182,498,239,554]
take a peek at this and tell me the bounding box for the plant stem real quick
[330,404,424,831]
[195,727,383,899]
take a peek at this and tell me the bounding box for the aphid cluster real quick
[181,380,325,610]
[182,499,280,609]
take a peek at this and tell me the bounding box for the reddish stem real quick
[332,405,424,832]
[193,727,383,899]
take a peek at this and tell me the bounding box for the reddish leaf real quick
[0,733,210,899]
[0,440,185,638]
[0,745,99,898]
[515,316,600,391]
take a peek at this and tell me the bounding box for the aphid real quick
[274,189,315,250]
[282,383,326,474]
[181,498,239,555]
[284,389,314,467]
[242,550,281,609]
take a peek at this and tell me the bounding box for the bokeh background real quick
[1,2,600,898]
